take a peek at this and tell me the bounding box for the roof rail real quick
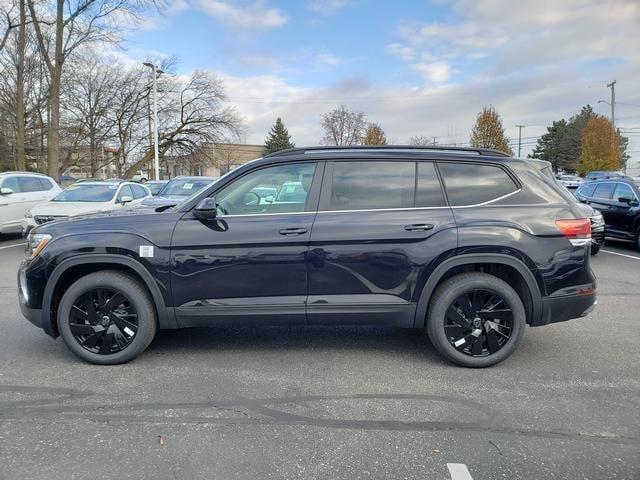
[264,145,511,158]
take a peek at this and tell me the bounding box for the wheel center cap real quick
[101,315,110,327]
[473,317,482,328]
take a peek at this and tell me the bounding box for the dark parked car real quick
[144,180,168,196]
[575,178,640,249]
[585,171,626,181]
[575,203,605,255]
[141,176,218,208]
[18,146,596,367]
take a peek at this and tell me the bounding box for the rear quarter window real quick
[438,162,518,206]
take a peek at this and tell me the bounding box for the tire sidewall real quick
[427,274,525,368]
[57,272,155,365]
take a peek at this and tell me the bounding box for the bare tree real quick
[408,135,432,146]
[320,105,367,146]
[124,70,242,178]
[26,0,164,179]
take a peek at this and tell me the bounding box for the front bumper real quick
[17,262,56,337]
[591,226,605,246]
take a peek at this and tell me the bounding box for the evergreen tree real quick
[469,106,513,155]
[263,118,294,155]
[529,119,574,172]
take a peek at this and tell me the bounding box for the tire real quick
[590,243,600,256]
[426,272,525,368]
[57,271,157,365]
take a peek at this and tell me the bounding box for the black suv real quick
[18,146,597,367]
[575,178,640,249]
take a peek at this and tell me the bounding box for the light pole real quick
[143,62,164,180]
[516,125,525,157]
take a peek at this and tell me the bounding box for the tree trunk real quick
[15,0,26,171]
[46,0,65,180]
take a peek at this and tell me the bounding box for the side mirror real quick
[264,195,274,204]
[618,196,633,204]
[0,187,14,195]
[194,197,218,221]
[120,195,133,205]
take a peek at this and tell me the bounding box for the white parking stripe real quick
[0,243,25,251]
[601,249,640,261]
[447,463,474,480]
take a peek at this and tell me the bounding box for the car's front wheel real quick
[426,272,525,367]
[57,271,157,365]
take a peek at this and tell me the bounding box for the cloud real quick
[410,61,452,83]
[196,0,288,29]
[386,43,415,61]
[313,53,346,69]
[307,0,352,15]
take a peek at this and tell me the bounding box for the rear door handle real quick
[404,223,435,232]
[279,227,308,236]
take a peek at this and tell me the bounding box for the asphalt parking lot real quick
[0,233,638,480]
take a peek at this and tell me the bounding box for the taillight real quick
[555,218,591,246]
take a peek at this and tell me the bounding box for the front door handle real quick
[404,223,435,232]
[279,227,308,236]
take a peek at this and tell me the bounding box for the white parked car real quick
[22,180,151,235]
[0,171,62,236]
[131,170,149,182]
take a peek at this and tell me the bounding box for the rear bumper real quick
[535,292,597,326]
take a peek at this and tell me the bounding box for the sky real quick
[125,0,640,167]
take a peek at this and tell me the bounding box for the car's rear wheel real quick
[57,271,157,365]
[426,272,525,368]
[590,243,600,255]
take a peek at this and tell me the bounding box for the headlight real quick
[24,210,33,218]
[25,233,52,259]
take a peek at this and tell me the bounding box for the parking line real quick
[601,249,640,261]
[0,243,25,251]
[447,463,474,480]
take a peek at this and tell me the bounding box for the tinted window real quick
[329,161,414,210]
[20,176,46,192]
[53,184,118,202]
[416,162,446,207]
[161,178,214,197]
[613,183,635,201]
[38,178,53,190]
[132,185,149,199]
[438,162,518,206]
[577,183,596,198]
[0,176,21,193]
[216,163,316,215]
[593,183,615,200]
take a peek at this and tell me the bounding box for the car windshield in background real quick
[160,179,212,196]
[145,182,165,195]
[560,175,581,181]
[52,184,117,202]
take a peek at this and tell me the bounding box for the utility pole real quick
[516,125,525,157]
[143,62,164,181]
[432,136,437,146]
[607,80,616,129]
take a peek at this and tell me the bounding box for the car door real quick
[589,182,617,232]
[0,176,26,231]
[306,159,457,327]
[131,184,150,205]
[170,161,321,326]
[607,182,640,238]
[19,176,53,211]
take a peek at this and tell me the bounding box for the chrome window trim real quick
[449,188,522,208]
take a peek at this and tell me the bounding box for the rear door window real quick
[327,161,415,210]
[613,183,635,202]
[438,162,519,206]
[416,162,446,207]
[593,182,615,200]
[19,177,46,192]
[132,185,149,199]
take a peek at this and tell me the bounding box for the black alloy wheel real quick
[58,271,157,364]
[69,288,139,355]
[444,289,513,357]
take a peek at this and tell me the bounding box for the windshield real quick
[146,182,166,195]
[159,179,213,197]
[53,184,118,202]
[560,175,581,181]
